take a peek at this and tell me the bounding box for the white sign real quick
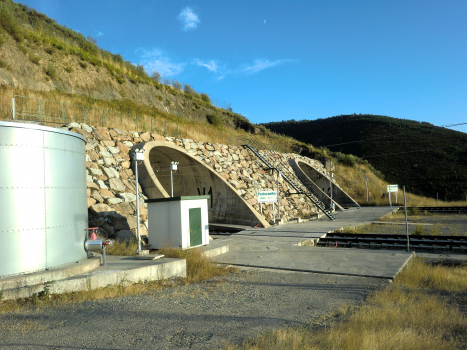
[387,185,398,193]
[257,191,277,203]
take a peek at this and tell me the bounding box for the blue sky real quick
[19,0,466,132]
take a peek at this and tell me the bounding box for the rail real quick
[239,135,335,220]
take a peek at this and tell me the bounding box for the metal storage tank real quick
[0,121,88,277]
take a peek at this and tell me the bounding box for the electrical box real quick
[146,196,210,249]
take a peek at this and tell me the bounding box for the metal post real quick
[176,125,179,138]
[389,191,392,207]
[273,202,276,224]
[135,157,141,252]
[120,113,123,125]
[102,245,107,265]
[364,176,369,203]
[12,97,15,119]
[330,173,334,211]
[276,171,281,221]
[62,102,65,123]
[404,186,409,252]
[170,168,174,197]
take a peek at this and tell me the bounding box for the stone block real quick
[119,192,137,202]
[109,178,126,192]
[100,188,115,199]
[91,191,104,203]
[114,202,135,215]
[115,229,135,242]
[87,197,96,208]
[103,167,119,179]
[106,197,123,205]
[140,132,151,142]
[96,180,108,189]
[90,203,113,215]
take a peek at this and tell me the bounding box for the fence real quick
[229,136,289,153]
[10,95,179,138]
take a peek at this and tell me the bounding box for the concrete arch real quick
[289,159,359,209]
[136,141,269,228]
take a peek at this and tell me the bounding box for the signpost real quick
[387,185,398,206]
[257,191,278,224]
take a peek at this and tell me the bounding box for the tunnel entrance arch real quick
[136,141,269,227]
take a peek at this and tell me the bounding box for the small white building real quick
[146,196,210,249]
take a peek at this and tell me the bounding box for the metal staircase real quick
[241,137,336,221]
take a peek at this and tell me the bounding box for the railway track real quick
[317,232,467,253]
[407,206,467,213]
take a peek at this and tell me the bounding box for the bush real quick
[79,61,87,69]
[0,59,7,69]
[206,113,222,127]
[200,93,211,104]
[64,65,73,73]
[172,79,182,90]
[0,3,23,42]
[45,64,57,79]
[30,54,41,65]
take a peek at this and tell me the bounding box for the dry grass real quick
[157,247,233,283]
[226,258,467,350]
[105,238,139,256]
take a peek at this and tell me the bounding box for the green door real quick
[189,207,203,247]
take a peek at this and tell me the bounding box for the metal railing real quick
[240,135,335,220]
[11,95,179,138]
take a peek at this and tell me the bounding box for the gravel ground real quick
[0,269,387,350]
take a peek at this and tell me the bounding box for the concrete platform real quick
[1,244,229,301]
[209,207,414,279]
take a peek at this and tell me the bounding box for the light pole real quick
[276,171,282,221]
[170,161,179,197]
[133,148,146,252]
[364,176,369,203]
[330,173,334,211]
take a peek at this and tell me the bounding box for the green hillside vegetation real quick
[264,114,467,200]
[0,0,258,133]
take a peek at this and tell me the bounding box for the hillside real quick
[264,114,467,200]
[0,0,261,134]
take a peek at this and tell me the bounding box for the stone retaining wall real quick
[62,123,332,242]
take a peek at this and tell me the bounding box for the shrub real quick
[0,3,23,42]
[79,61,87,69]
[44,46,54,55]
[200,93,211,104]
[45,64,57,79]
[0,59,7,69]
[64,65,73,73]
[206,113,222,127]
[172,79,182,90]
[116,75,125,84]
[30,54,41,64]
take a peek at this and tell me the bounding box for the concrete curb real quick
[1,257,186,301]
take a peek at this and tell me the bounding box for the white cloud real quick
[139,49,186,77]
[178,7,200,31]
[97,31,104,37]
[243,59,295,74]
[192,59,221,73]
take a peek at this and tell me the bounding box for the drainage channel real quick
[318,233,467,253]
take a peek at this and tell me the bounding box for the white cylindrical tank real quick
[0,121,88,277]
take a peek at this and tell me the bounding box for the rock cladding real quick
[63,122,330,241]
